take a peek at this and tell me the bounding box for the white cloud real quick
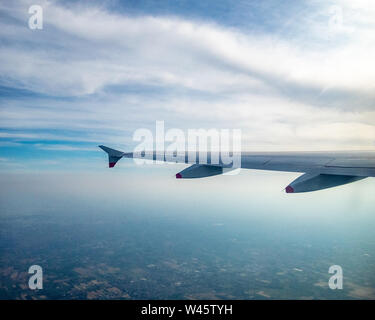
[0,0,374,151]
[1,0,375,96]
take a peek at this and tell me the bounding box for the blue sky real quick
[0,0,375,172]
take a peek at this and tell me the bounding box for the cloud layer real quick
[0,0,374,171]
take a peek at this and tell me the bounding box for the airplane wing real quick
[99,145,375,193]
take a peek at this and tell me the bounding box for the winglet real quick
[99,145,124,168]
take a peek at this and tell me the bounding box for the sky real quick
[0,0,375,172]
